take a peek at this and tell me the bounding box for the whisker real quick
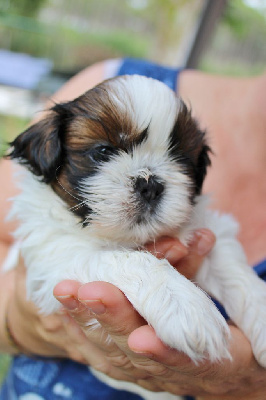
[69,200,87,212]
[55,166,83,202]
[82,215,92,226]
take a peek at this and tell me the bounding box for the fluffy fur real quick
[5,75,266,398]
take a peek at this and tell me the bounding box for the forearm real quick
[0,159,19,244]
[0,242,18,354]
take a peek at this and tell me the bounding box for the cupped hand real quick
[53,230,214,387]
[6,228,210,364]
[54,229,266,399]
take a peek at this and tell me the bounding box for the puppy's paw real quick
[252,331,266,368]
[243,316,266,368]
[240,282,266,368]
[226,275,266,368]
[152,284,231,363]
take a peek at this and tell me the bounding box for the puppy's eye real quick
[90,145,117,163]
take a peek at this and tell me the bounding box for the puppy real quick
[6,75,266,397]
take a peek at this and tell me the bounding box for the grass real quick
[0,114,29,157]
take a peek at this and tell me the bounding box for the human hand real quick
[54,229,266,399]
[3,229,208,363]
[5,255,92,362]
[8,230,266,399]
[52,230,215,384]
[53,227,266,398]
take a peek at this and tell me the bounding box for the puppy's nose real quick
[134,175,164,203]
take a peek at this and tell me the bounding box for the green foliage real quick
[0,0,265,77]
[0,114,29,158]
[223,0,266,38]
[200,57,266,77]
[0,18,148,72]
[1,0,48,17]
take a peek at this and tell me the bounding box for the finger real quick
[129,323,256,378]
[54,280,83,311]
[78,282,157,380]
[55,280,149,382]
[54,280,94,343]
[128,325,192,367]
[54,281,119,365]
[128,324,221,393]
[174,229,216,279]
[145,230,215,280]
[60,312,138,382]
[145,236,188,265]
[55,281,148,364]
[78,281,145,350]
[54,280,112,346]
[60,311,111,365]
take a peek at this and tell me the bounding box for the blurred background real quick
[0,0,265,383]
[0,0,265,155]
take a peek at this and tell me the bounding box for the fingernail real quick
[80,300,106,315]
[189,230,215,256]
[55,295,80,311]
[165,244,188,264]
[130,349,154,358]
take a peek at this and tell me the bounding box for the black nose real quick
[134,175,164,204]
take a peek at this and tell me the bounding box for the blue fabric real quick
[0,356,143,400]
[117,58,182,92]
[254,259,266,280]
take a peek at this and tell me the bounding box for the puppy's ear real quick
[9,105,69,183]
[195,144,211,195]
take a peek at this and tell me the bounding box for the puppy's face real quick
[10,75,210,245]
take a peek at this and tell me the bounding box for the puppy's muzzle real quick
[134,175,164,205]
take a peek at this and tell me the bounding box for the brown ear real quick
[168,101,211,195]
[9,107,67,183]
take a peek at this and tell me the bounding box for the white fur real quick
[106,75,180,148]
[5,76,266,400]
[8,170,266,398]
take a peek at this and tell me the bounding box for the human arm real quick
[0,159,20,354]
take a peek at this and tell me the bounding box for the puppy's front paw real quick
[152,281,231,363]
[238,280,266,368]
[252,326,266,368]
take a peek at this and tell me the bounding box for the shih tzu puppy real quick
[6,75,266,398]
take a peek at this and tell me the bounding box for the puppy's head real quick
[10,75,210,244]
